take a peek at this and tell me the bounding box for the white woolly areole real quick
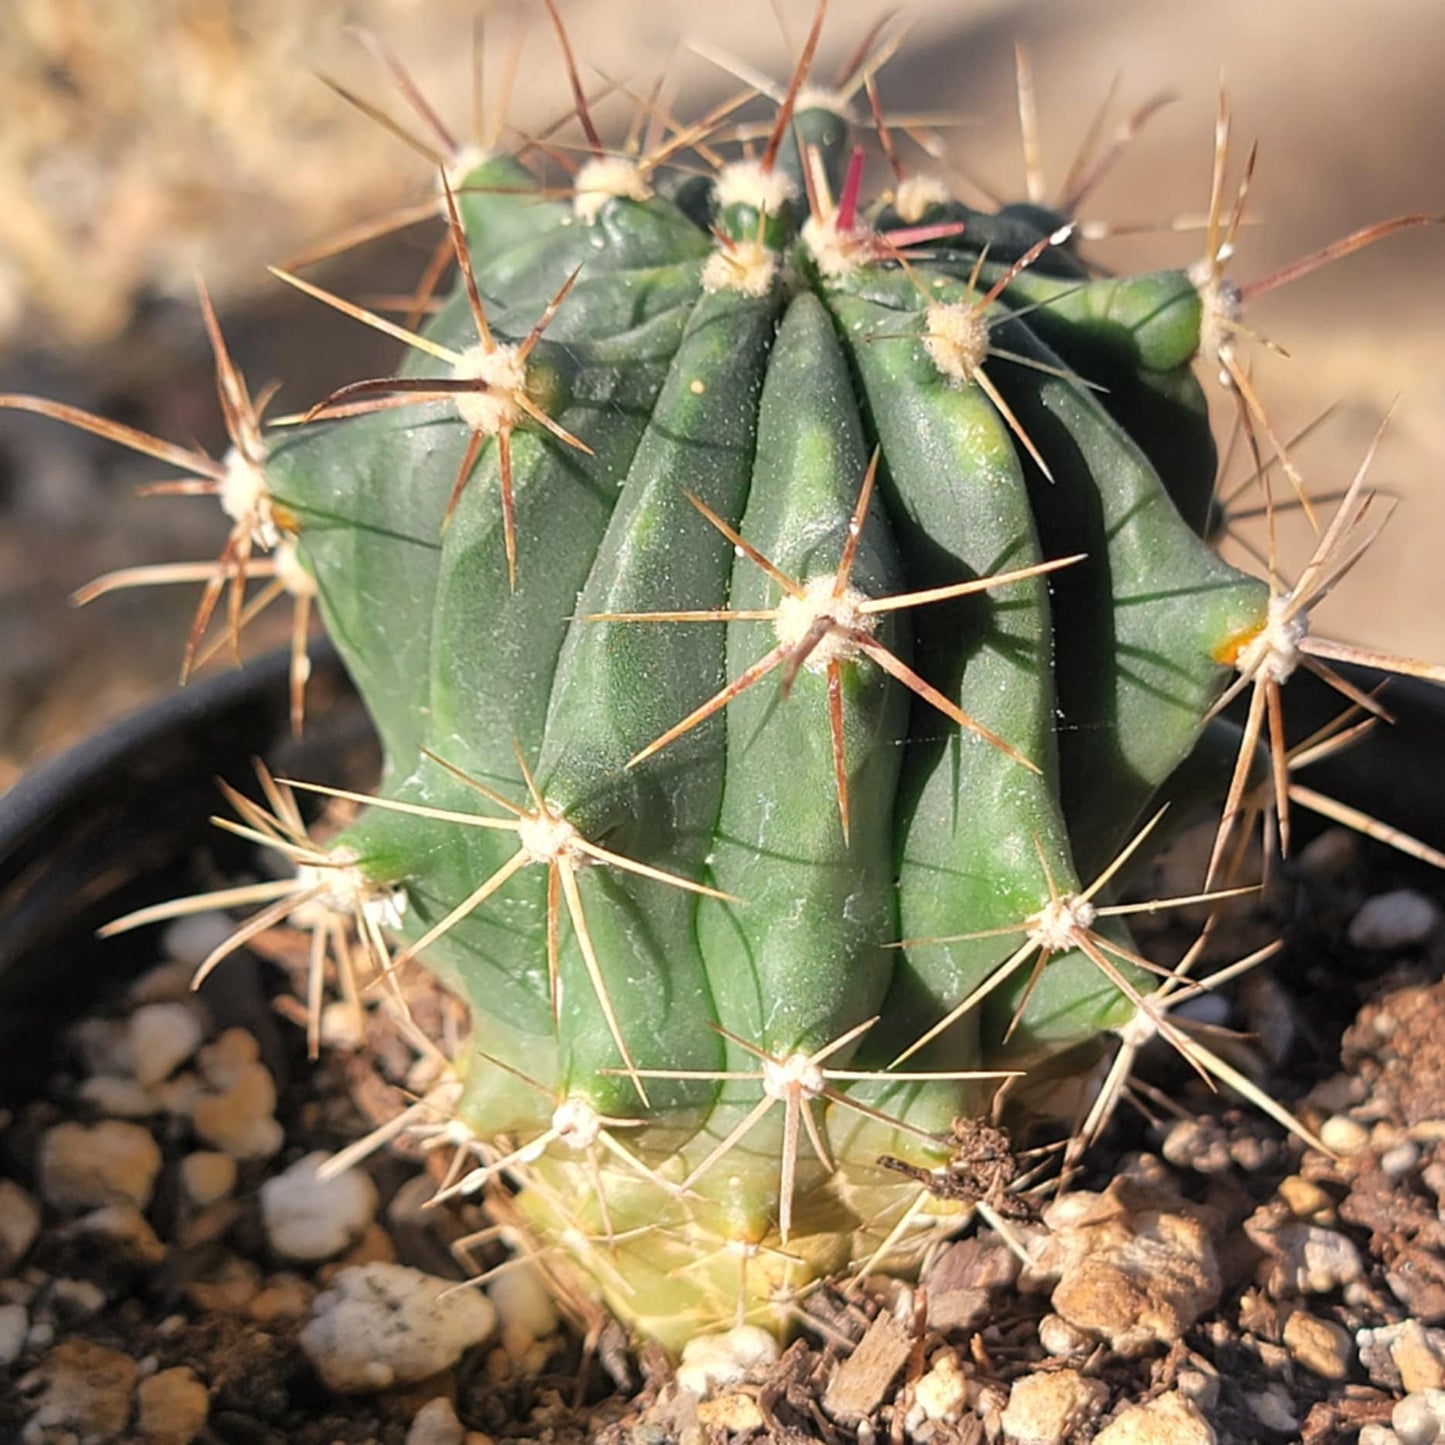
[1115,1005,1165,1051]
[292,848,407,930]
[451,343,527,435]
[924,302,990,383]
[516,808,580,864]
[1234,595,1308,684]
[794,87,857,125]
[274,538,317,599]
[1188,259,1244,379]
[572,155,651,223]
[702,239,778,297]
[801,214,869,279]
[219,445,280,549]
[713,158,798,215]
[442,143,490,196]
[772,575,878,670]
[551,1099,602,1151]
[893,174,952,225]
[762,1052,825,1101]
[1028,894,1096,954]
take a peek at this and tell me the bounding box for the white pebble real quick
[1360,1426,1404,1445]
[77,1075,158,1117]
[676,1324,780,1396]
[1093,1391,1217,1444]
[300,1263,496,1393]
[1000,1368,1107,1444]
[905,1351,968,1432]
[128,1002,205,1087]
[1248,1384,1298,1434]
[261,1152,378,1262]
[486,1261,558,1343]
[406,1396,466,1445]
[0,1303,27,1366]
[40,1120,162,1211]
[1319,1115,1371,1156]
[1350,890,1441,951]
[48,1278,107,1321]
[163,912,240,969]
[1394,1389,1445,1445]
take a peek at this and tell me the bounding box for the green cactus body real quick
[255,97,1270,1344]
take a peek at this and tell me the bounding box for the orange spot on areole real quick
[1211,622,1263,667]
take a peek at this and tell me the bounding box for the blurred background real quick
[1,0,1442,788]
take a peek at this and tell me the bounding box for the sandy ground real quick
[0,0,1441,779]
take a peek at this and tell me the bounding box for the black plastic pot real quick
[1,649,1441,1105]
[0,644,372,1102]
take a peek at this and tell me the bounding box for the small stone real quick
[48,1278,107,1321]
[1000,1368,1107,1444]
[301,1263,497,1394]
[1093,1391,1216,1445]
[0,1179,41,1271]
[77,1074,159,1117]
[905,1350,969,1434]
[40,1119,163,1211]
[1174,1367,1219,1415]
[127,959,196,1006]
[1244,1210,1364,1295]
[136,1366,209,1445]
[186,1255,261,1314]
[1276,1175,1334,1221]
[196,1027,260,1088]
[1034,1178,1221,1354]
[180,1151,237,1208]
[260,1152,378,1262]
[69,1203,167,1266]
[676,1324,780,1397]
[22,1337,137,1442]
[247,1272,314,1323]
[698,1393,767,1433]
[1161,1117,1233,1174]
[1395,1323,1445,1394]
[153,1072,204,1119]
[406,1396,466,1445]
[487,1261,558,1343]
[191,1061,283,1159]
[69,1016,132,1077]
[0,1302,27,1366]
[1038,1314,1093,1358]
[1350,890,1441,951]
[1360,1323,1408,1390]
[1319,1114,1371,1155]
[1360,1425,1404,1445]
[1296,826,1359,879]
[1384,1141,1423,1177]
[1248,1383,1298,1434]
[128,1002,205,1086]
[163,912,238,970]
[1393,1389,1445,1445]
[1283,1310,1353,1379]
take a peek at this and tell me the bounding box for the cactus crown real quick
[12,4,1444,1350]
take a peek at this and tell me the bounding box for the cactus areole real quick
[243,78,1270,1343]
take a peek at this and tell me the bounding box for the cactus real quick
[9,5,1443,1351]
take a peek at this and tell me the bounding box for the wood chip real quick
[823,1312,912,1424]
